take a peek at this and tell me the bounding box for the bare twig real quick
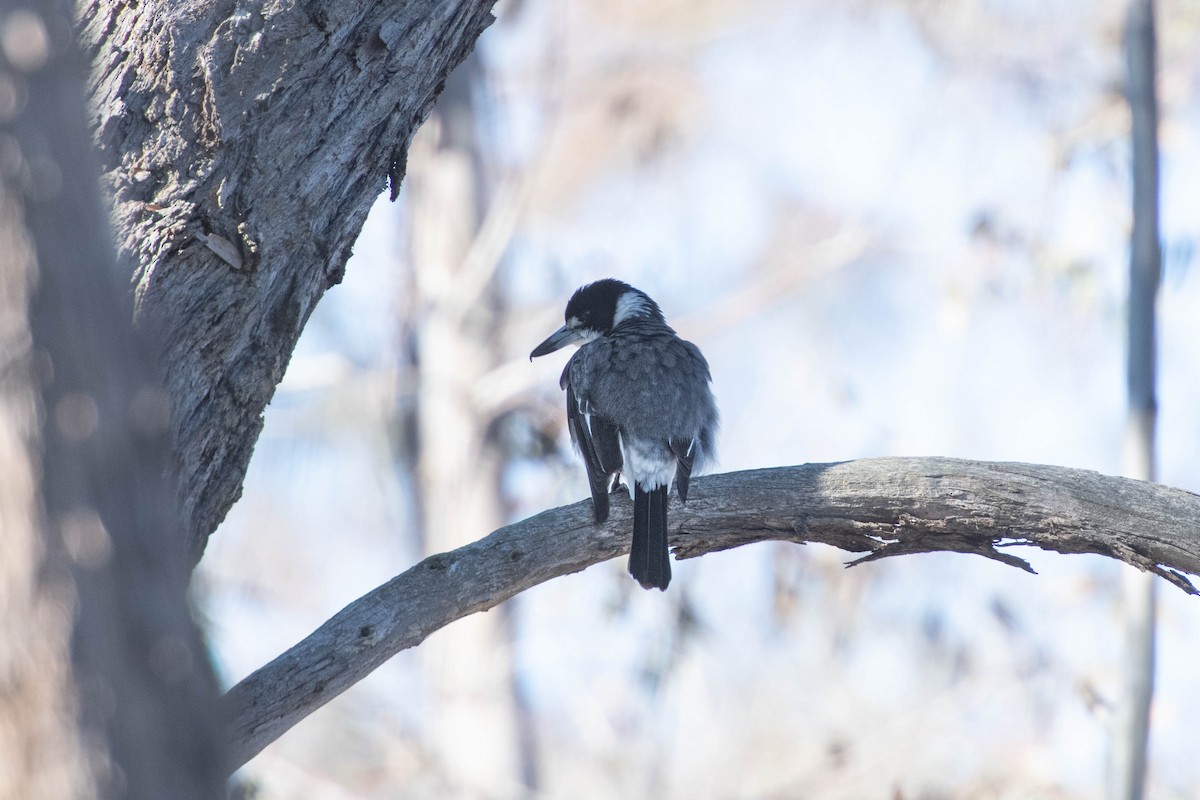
[221,457,1200,771]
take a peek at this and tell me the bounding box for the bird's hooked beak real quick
[530,324,583,360]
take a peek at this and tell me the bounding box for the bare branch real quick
[221,456,1200,770]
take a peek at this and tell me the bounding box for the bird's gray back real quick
[564,323,718,468]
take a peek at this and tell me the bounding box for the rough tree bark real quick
[222,457,1200,771]
[77,0,497,561]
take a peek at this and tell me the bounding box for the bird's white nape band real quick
[612,291,654,327]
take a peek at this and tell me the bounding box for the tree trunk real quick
[0,85,91,800]
[1110,1,1161,797]
[2,0,225,794]
[78,0,497,562]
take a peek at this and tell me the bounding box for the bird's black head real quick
[530,278,663,359]
[566,278,651,334]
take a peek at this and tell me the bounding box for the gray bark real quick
[222,457,1200,771]
[77,0,496,562]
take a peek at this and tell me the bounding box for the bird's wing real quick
[567,383,623,475]
[668,436,696,503]
[565,365,623,522]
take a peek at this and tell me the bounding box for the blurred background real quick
[196,0,1200,797]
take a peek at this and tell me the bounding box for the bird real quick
[530,278,718,590]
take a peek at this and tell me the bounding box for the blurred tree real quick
[403,54,536,796]
[1110,1,1161,798]
[1,0,223,795]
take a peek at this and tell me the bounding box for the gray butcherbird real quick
[531,279,718,590]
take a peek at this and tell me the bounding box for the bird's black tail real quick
[630,484,671,590]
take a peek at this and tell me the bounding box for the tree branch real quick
[221,456,1200,770]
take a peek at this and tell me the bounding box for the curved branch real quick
[221,456,1200,770]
